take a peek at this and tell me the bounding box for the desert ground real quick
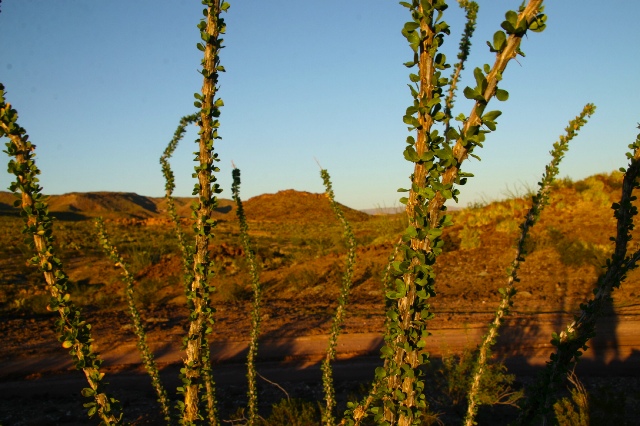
[1,173,640,424]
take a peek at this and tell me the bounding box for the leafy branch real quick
[95,218,171,424]
[444,0,478,136]
[518,128,640,424]
[1,83,123,425]
[180,0,229,423]
[160,113,198,280]
[231,166,262,426]
[463,103,596,426]
[374,1,546,424]
[318,167,357,426]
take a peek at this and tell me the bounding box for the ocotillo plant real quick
[0,83,123,425]
[161,112,221,424]
[160,113,198,279]
[361,1,547,425]
[463,103,596,426]
[95,218,171,424]
[444,0,478,135]
[179,0,229,423]
[318,167,358,426]
[231,166,263,426]
[518,129,640,424]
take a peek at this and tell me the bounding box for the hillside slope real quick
[0,189,369,224]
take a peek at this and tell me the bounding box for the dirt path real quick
[4,312,639,379]
[2,313,639,424]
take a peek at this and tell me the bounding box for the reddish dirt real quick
[3,179,640,424]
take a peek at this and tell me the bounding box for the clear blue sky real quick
[1,1,639,210]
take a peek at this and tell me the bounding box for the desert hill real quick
[0,191,15,211]
[47,192,159,219]
[0,189,369,223]
[242,189,369,223]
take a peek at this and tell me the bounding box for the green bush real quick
[259,398,321,426]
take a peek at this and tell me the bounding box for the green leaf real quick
[404,226,418,238]
[427,228,443,239]
[419,151,435,162]
[403,22,420,32]
[380,346,394,357]
[473,67,486,92]
[463,86,477,100]
[445,126,460,141]
[529,14,547,32]
[501,21,516,34]
[403,146,419,162]
[81,388,96,398]
[493,30,507,51]
[482,110,502,121]
[495,88,509,101]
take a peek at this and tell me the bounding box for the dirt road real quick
[1,312,639,425]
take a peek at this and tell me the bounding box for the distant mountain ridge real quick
[0,189,372,223]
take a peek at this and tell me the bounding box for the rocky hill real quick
[0,189,369,224]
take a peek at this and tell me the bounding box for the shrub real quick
[260,398,321,426]
[553,371,627,426]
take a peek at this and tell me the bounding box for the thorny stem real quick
[444,0,479,137]
[319,168,357,426]
[463,104,595,426]
[340,238,402,426]
[160,113,198,278]
[182,0,226,423]
[518,132,640,425]
[231,167,262,426]
[1,84,122,425]
[383,2,544,425]
[95,218,172,424]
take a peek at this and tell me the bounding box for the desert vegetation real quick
[2,0,640,425]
